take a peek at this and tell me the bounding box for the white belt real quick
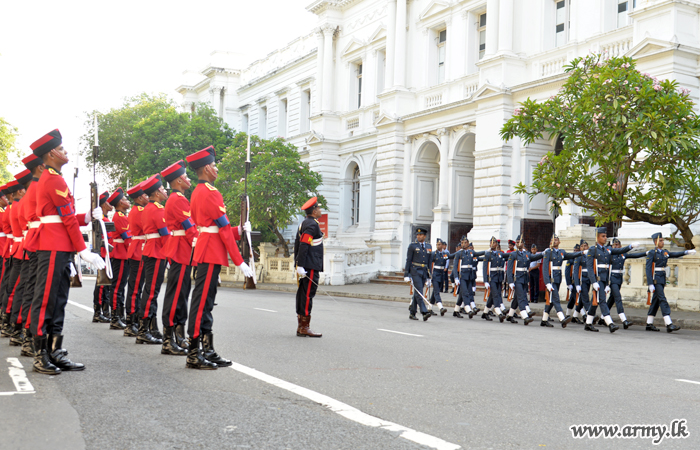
[39,215,62,224]
[490,267,504,271]
[23,230,28,237]
[6,234,12,239]
[311,237,323,247]
[29,221,40,229]
[0,233,5,237]
[13,237,22,242]
[199,226,219,234]
[611,270,624,274]
[516,268,528,272]
[113,239,125,243]
[581,269,588,272]
[132,236,146,240]
[461,265,473,269]
[172,230,186,236]
[145,233,161,240]
[597,264,609,269]
[551,267,562,271]
[654,267,666,271]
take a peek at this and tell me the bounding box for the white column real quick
[449,12,467,80]
[485,0,500,57]
[322,25,335,112]
[315,28,325,115]
[385,0,396,90]
[209,86,223,118]
[402,137,412,209]
[394,0,407,88]
[361,53,372,108]
[437,129,450,207]
[498,0,514,54]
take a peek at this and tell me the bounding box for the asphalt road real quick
[1,279,699,450]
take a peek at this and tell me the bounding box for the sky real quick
[0,0,317,207]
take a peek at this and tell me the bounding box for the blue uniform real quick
[429,249,451,305]
[606,251,645,316]
[542,248,580,317]
[572,254,591,314]
[404,241,432,315]
[506,250,543,315]
[586,243,632,320]
[646,248,686,319]
[482,250,507,311]
[453,248,485,312]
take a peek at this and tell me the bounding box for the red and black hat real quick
[30,129,62,157]
[186,146,216,170]
[127,182,145,200]
[4,180,21,194]
[302,196,318,213]
[0,184,7,197]
[508,239,516,245]
[108,187,125,206]
[22,154,43,170]
[161,160,186,183]
[14,169,32,186]
[142,174,163,196]
[98,190,109,206]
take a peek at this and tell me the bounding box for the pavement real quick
[223,280,700,330]
[1,279,699,450]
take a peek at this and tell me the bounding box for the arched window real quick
[351,166,360,225]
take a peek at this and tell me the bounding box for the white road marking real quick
[676,379,700,386]
[253,308,277,313]
[3,358,35,396]
[67,300,92,312]
[229,362,459,450]
[377,329,424,337]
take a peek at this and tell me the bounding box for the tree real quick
[81,93,236,188]
[501,54,700,248]
[217,133,326,255]
[0,117,20,183]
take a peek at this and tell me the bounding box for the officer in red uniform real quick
[0,181,18,336]
[29,129,105,375]
[136,174,170,345]
[294,197,324,337]
[124,182,148,337]
[185,146,253,370]
[92,191,113,324]
[161,160,198,354]
[107,188,131,331]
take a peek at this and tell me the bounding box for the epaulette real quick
[205,183,217,191]
[177,192,185,197]
[155,203,164,209]
[48,168,60,176]
[117,211,125,217]
[314,219,319,224]
[137,206,144,212]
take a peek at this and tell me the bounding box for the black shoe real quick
[507,316,518,324]
[149,318,163,340]
[21,330,35,357]
[136,318,162,345]
[452,311,463,318]
[571,317,584,325]
[422,312,430,321]
[49,335,84,371]
[473,307,481,314]
[202,332,231,367]
[123,315,137,337]
[540,320,553,327]
[524,317,534,326]
[409,313,418,320]
[608,323,619,333]
[440,308,447,316]
[584,324,599,332]
[32,336,61,375]
[561,316,572,328]
[109,312,127,330]
[488,311,496,317]
[481,313,493,321]
[174,324,189,349]
[646,324,660,332]
[185,337,217,370]
[597,318,606,326]
[667,324,681,333]
[9,325,23,346]
[459,307,467,315]
[161,327,187,355]
[1,314,12,337]
[498,314,505,323]
[92,305,109,323]
[468,310,475,319]
[622,320,632,329]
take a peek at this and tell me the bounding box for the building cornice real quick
[237,49,317,93]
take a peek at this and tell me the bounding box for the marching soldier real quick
[29,129,105,374]
[107,188,131,330]
[571,240,591,324]
[7,170,32,344]
[92,191,112,324]
[294,197,325,333]
[528,244,541,303]
[564,243,580,320]
[428,238,450,316]
[506,235,543,325]
[541,234,580,328]
[482,237,507,322]
[124,183,148,337]
[161,160,198,353]
[468,242,482,315]
[185,146,253,370]
[452,236,484,318]
[585,227,639,332]
[646,233,695,332]
[403,227,432,321]
[0,181,17,337]
[605,238,644,329]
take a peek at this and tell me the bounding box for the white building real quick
[178,0,700,284]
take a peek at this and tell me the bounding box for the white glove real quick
[472,286,476,293]
[297,267,307,277]
[686,249,697,255]
[630,242,640,248]
[509,283,515,289]
[79,249,106,270]
[605,285,611,294]
[238,262,254,278]
[583,249,588,255]
[546,283,553,292]
[648,284,655,293]
[568,285,574,291]
[239,221,252,234]
[455,279,460,285]
[592,282,600,291]
[92,207,103,221]
[426,279,432,288]
[403,276,410,282]
[576,285,581,293]
[69,262,77,278]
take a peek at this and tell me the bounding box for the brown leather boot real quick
[298,315,322,338]
[296,315,303,336]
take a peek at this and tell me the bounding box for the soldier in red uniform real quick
[107,188,131,332]
[92,191,113,324]
[124,183,148,337]
[0,181,18,336]
[185,146,252,370]
[29,129,105,375]
[0,185,8,320]
[161,160,198,354]
[136,174,170,345]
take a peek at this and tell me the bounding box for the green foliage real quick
[0,117,20,183]
[501,54,700,247]
[217,133,326,252]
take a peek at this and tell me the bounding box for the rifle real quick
[90,137,112,286]
[507,256,516,303]
[483,260,491,302]
[545,257,551,306]
[240,135,256,289]
[591,258,598,306]
[647,262,655,306]
[453,256,461,296]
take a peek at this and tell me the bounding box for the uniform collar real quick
[46,165,61,175]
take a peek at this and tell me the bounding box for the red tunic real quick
[0,206,8,258]
[110,211,131,260]
[1,204,14,258]
[141,201,170,260]
[21,180,41,253]
[190,182,243,267]
[10,198,27,259]
[126,205,146,261]
[35,167,89,253]
[162,191,198,266]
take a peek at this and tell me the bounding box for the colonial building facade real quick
[178,0,700,284]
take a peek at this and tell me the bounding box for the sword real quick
[410,279,432,309]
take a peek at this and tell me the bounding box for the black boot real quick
[93,304,109,323]
[561,316,572,328]
[622,320,632,329]
[597,317,606,326]
[524,317,534,326]
[49,335,84,371]
[110,310,127,330]
[21,329,35,357]
[422,312,430,321]
[161,326,186,355]
[646,324,660,332]
[102,302,111,322]
[135,318,162,345]
[667,323,681,333]
[584,323,599,332]
[33,336,61,375]
[9,323,23,346]
[571,317,584,325]
[608,323,619,333]
[498,313,505,323]
[439,308,447,316]
[452,311,463,318]
[123,315,134,337]
[174,324,189,349]
[202,332,231,367]
[409,313,418,320]
[0,313,11,337]
[481,312,493,321]
[185,337,217,370]
[149,317,163,340]
[506,316,518,324]
[540,320,553,327]
[124,314,139,337]
[468,310,475,319]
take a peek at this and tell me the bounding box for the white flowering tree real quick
[501,54,700,248]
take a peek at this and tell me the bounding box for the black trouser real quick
[529,269,540,302]
[188,263,221,339]
[606,283,624,314]
[139,256,166,320]
[19,251,38,329]
[2,257,21,318]
[296,267,319,316]
[109,258,129,311]
[125,258,144,317]
[544,282,564,314]
[647,283,671,317]
[92,282,110,308]
[8,258,25,327]
[0,257,10,310]
[408,267,428,314]
[30,251,72,338]
[587,280,612,318]
[162,261,191,327]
